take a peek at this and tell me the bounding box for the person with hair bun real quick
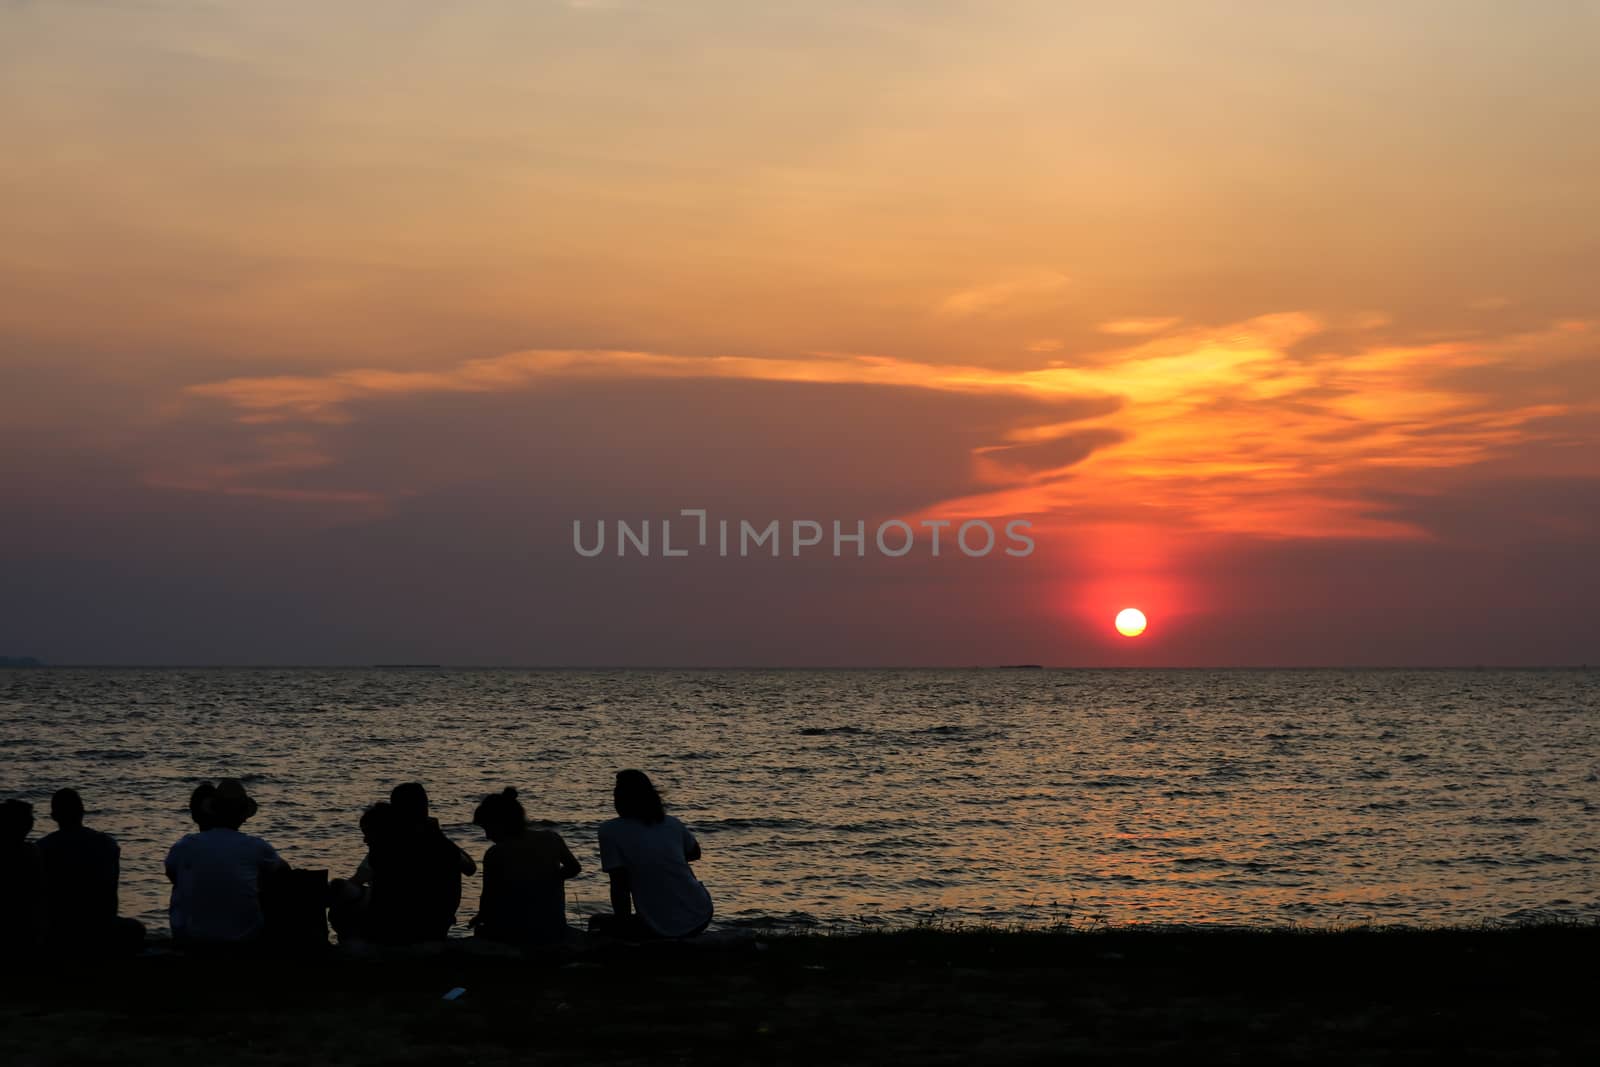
[594,770,712,939]
[468,787,581,946]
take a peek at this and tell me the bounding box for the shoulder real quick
[533,829,570,851]
[598,817,626,837]
[230,832,276,855]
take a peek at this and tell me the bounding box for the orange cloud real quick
[937,272,1073,318]
[1097,317,1182,336]
[177,314,1598,541]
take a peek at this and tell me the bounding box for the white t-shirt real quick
[598,815,712,937]
[165,828,284,942]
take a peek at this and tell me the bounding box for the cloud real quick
[175,313,1600,544]
[937,272,1072,318]
[184,347,1098,424]
[1097,317,1181,336]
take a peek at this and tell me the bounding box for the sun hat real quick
[200,778,259,824]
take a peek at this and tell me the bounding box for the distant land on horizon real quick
[3,659,1594,672]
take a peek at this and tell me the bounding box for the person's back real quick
[366,819,466,943]
[0,800,46,948]
[478,830,575,945]
[37,789,124,945]
[598,813,712,937]
[165,780,283,945]
[38,825,118,929]
[166,827,283,943]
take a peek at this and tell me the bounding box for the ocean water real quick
[1,668,1596,934]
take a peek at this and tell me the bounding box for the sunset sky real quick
[2,1,1596,665]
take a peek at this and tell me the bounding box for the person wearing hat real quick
[37,788,145,953]
[164,779,286,945]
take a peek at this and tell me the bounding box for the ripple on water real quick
[1,667,1596,933]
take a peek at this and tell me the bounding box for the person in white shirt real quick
[595,769,712,939]
[165,779,285,945]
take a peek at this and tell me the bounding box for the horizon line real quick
[3,663,1594,672]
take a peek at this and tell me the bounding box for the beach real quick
[3,925,1596,1065]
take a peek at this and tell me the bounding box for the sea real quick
[2,668,1596,934]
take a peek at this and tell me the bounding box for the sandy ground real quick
[2,925,1596,1064]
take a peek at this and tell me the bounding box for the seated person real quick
[37,788,145,953]
[328,801,396,943]
[367,781,475,943]
[594,770,712,939]
[187,781,218,832]
[164,779,285,945]
[468,788,581,946]
[390,782,477,877]
[0,799,46,949]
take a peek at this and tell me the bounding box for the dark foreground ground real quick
[3,925,1596,1065]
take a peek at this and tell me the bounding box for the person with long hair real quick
[468,787,580,946]
[594,770,712,938]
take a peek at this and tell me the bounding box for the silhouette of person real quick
[37,788,145,953]
[164,779,286,946]
[468,787,581,947]
[0,799,46,949]
[390,781,477,875]
[188,782,218,832]
[593,770,712,939]
[328,801,397,943]
[358,782,475,943]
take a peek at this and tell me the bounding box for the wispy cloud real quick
[937,272,1072,318]
[176,314,1599,540]
[1097,317,1181,336]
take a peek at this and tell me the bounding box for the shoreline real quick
[5,925,1596,1063]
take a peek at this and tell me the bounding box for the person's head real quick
[613,770,665,825]
[471,787,527,843]
[0,799,34,843]
[201,778,258,831]
[49,788,86,829]
[188,782,218,831]
[390,782,430,825]
[359,801,398,848]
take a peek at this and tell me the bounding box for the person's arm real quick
[599,825,630,914]
[29,847,48,941]
[608,868,632,917]
[682,824,702,863]
[473,846,500,930]
[457,846,477,877]
[554,835,581,881]
[260,840,288,875]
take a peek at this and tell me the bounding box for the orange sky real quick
[2,2,1596,665]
